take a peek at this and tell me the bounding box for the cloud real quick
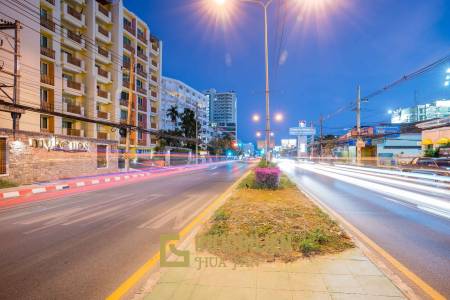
[279,50,288,65]
[225,53,232,67]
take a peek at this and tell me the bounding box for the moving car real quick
[406,157,450,176]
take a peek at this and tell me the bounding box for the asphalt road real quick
[0,161,250,300]
[280,160,450,298]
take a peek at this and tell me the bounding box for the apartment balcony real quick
[150,90,158,101]
[138,139,147,146]
[96,46,111,64]
[40,100,54,112]
[96,89,111,103]
[137,32,147,44]
[150,106,158,115]
[96,110,110,120]
[96,2,111,23]
[136,68,147,79]
[138,103,147,112]
[40,46,55,60]
[97,131,108,140]
[138,121,147,129]
[96,67,111,84]
[124,23,136,36]
[122,60,131,70]
[43,0,55,7]
[62,28,85,49]
[63,102,84,116]
[123,43,135,54]
[63,78,84,96]
[151,44,160,56]
[40,74,54,86]
[120,98,129,107]
[40,16,55,33]
[63,128,84,137]
[151,123,158,130]
[96,25,111,44]
[71,0,85,5]
[136,86,147,95]
[149,75,158,85]
[62,52,85,73]
[137,51,148,61]
[62,2,85,28]
[150,60,158,71]
[122,78,133,90]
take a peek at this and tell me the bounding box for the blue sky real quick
[124,0,450,143]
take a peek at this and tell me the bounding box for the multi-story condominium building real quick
[204,89,237,140]
[160,77,212,145]
[391,99,450,124]
[0,0,162,183]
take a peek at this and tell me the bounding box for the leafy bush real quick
[254,167,281,189]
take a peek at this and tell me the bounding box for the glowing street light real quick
[256,131,262,137]
[214,0,226,5]
[274,113,283,122]
[252,114,260,122]
[387,109,393,114]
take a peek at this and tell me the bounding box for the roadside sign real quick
[289,127,316,136]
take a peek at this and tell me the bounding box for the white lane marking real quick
[211,172,219,175]
[55,185,69,190]
[114,177,121,181]
[104,178,111,183]
[296,164,450,220]
[76,182,85,187]
[91,180,100,184]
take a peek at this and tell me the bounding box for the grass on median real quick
[0,179,18,189]
[196,172,354,265]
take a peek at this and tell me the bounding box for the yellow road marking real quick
[302,189,446,300]
[106,169,252,300]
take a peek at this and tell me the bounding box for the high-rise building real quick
[391,99,450,124]
[0,0,162,183]
[160,77,212,145]
[204,89,237,140]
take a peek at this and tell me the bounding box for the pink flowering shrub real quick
[254,167,281,189]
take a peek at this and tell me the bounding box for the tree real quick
[180,108,200,138]
[166,105,179,129]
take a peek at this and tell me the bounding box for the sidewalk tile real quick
[316,259,352,275]
[189,285,220,300]
[292,291,332,300]
[159,268,199,284]
[289,273,327,292]
[285,259,321,274]
[216,287,256,300]
[197,269,257,288]
[331,293,405,300]
[257,288,293,300]
[171,283,196,300]
[258,262,288,272]
[322,274,364,294]
[144,283,177,300]
[257,270,291,290]
[330,248,368,261]
[346,261,383,276]
[354,275,404,297]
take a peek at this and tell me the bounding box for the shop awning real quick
[437,137,449,145]
[421,139,433,145]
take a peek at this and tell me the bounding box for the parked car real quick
[405,157,450,176]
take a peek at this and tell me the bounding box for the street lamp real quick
[274,112,283,122]
[256,131,262,137]
[252,114,260,122]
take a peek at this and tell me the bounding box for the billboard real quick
[281,139,297,149]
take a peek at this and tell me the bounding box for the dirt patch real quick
[196,173,354,265]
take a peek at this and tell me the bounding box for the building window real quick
[138,96,143,107]
[41,116,48,130]
[120,110,127,120]
[40,35,48,48]
[138,130,143,140]
[40,62,48,75]
[97,145,107,168]
[0,138,6,175]
[40,88,48,102]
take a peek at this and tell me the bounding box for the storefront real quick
[417,118,450,157]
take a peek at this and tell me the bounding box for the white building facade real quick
[391,99,450,124]
[160,77,212,144]
[204,89,237,140]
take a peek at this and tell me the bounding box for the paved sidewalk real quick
[143,242,406,300]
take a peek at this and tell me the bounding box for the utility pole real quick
[195,103,199,164]
[356,85,362,164]
[0,20,21,137]
[125,55,135,172]
[319,115,323,158]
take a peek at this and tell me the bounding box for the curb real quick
[0,162,230,202]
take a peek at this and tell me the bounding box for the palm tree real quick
[166,105,179,129]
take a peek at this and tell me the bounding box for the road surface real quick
[280,160,450,298]
[0,161,250,300]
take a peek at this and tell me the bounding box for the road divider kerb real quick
[299,188,446,300]
[106,168,252,300]
[0,162,232,205]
